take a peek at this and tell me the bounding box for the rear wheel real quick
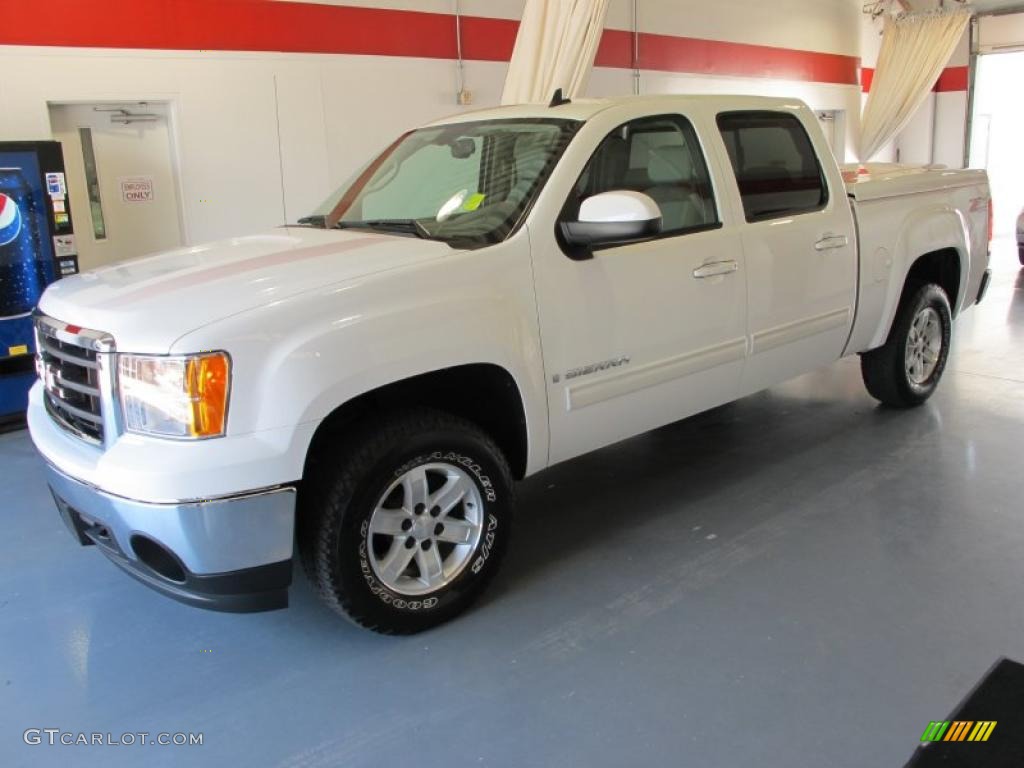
[298,408,513,634]
[860,282,952,407]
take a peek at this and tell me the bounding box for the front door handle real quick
[815,233,849,251]
[693,260,738,279]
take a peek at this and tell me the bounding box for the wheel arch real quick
[302,363,531,482]
[902,247,962,308]
[866,246,963,351]
[860,203,969,352]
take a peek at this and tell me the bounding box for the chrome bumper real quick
[45,462,295,613]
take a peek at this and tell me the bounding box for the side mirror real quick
[560,191,662,250]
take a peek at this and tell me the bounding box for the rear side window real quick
[716,111,828,222]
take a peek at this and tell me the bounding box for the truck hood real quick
[38,227,452,352]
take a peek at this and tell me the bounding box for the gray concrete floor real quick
[2,240,1023,768]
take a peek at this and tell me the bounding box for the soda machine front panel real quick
[0,141,79,421]
[0,154,56,321]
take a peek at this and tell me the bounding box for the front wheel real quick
[860,282,952,407]
[298,409,514,634]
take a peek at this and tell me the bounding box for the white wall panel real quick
[628,0,860,54]
[317,55,508,186]
[273,64,332,223]
[897,94,935,166]
[934,90,967,169]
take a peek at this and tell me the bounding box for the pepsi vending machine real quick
[0,141,79,425]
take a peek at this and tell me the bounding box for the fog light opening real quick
[130,535,187,583]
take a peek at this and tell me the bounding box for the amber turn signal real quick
[185,353,230,438]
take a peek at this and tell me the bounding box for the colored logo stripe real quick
[922,721,997,742]
[945,721,972,741]
[968,721,997,742]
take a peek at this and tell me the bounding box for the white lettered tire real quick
[298,409,514,634]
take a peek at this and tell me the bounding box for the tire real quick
[298,408,514,634]
[860,282,952,407]
[1018,244,1023,266]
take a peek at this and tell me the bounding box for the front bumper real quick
[45,462,294,613]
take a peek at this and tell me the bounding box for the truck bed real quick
[842,163,989,203]
[842,162,990,357]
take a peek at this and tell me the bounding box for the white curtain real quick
[859,8,970,162]
[501,0,612,105]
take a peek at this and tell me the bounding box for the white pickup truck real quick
[28,95,991,633]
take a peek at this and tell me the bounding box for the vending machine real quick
[0,141,79,425]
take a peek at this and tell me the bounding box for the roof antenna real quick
[548,88,571,108]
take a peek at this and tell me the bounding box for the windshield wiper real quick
[336,219,431,240]
[296,215,327,227]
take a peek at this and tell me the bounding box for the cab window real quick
[567,114,719,235]
[716,111,828,222]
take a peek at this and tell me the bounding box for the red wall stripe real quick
[861,67,875,92]
[0,1,462,59]
[458,15,520,63]
[597,31,859,85]
[1,0,859,86]
[934,66,968,92]
[861,65,968,93]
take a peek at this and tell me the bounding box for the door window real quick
[78,127,107,240]
[716,111,828,222]
[567,114,719,236]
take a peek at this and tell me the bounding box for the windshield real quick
[305,118,580,247]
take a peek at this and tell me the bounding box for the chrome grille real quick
[34,314,115,446]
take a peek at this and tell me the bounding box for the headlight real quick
[118,352,231,438]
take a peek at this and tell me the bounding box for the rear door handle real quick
[693,260,738,279]
[815,234,849,251]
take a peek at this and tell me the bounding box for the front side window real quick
[565,114,719,236]
[307,118,579,247]
[716,111,828,222]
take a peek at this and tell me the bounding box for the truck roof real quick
[425,94,812,126]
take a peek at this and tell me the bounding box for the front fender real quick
[172,236,549,479]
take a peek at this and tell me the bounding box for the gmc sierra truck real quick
[28,95,992,633]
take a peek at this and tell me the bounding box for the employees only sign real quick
[120,177,154,203]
